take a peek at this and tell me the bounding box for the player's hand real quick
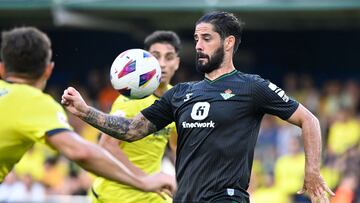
[61,87,89,117]
[141,172,177,199]
[297,172,335,203]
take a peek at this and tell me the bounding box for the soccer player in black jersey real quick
[62,11,334,203]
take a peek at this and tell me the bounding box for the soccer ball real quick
[110,49,161,99]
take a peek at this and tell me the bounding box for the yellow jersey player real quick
[0,27,176,196]
[91,31,181,203]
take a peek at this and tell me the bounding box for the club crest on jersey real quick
[268,82,289,102]
[220,89,235,100]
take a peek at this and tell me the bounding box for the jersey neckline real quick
[204,69,238,84]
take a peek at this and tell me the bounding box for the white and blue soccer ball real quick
[110,49,161,99]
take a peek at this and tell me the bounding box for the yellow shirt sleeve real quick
[17,93,71,143]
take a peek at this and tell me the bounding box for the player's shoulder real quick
[173,81,200,91]
[113,94,133,104]
[30,89,60,107]
[113,93,155,105]
[236,71,266,84]
[111,93,157,116]
[4,81,59,107]
[167,81,199,97]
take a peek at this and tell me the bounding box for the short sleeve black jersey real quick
[141,70,299,203]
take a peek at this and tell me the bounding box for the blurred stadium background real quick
[0,0,359,202]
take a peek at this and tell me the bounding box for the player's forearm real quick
[80,106,148,142]
[109,149,147,177]
[100,135,147,177]
[77,144,147,190]
[301,114,322,174]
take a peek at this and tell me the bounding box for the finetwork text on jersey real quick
[182,121,215,128]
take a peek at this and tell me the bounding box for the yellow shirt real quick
[274,153,305,195]
[92,88,175,203]
[14,144,47,180]
[328,119,360,155]
[0,80,71,181]
[252,186,290,203]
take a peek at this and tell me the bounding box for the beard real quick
[196,46,225,74]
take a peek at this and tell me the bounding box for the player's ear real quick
[174,56,180,71]
[224,35,235,52]
[0,62,5,79]
[43,62,54,80]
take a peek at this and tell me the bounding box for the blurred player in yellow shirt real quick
[327,106,360,156]
[0,27,176,195]
[91,31,181,203]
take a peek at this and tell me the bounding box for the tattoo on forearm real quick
[82,107,157,141]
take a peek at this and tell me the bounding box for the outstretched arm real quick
[98,133,147,177]
[46,130,176,194]
[287,104,334,203]
[97,132,175,199]
[83,107,156,142]
[61,87,157,142]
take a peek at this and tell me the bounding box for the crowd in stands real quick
[1,69,359,203]
[251,73,360,203]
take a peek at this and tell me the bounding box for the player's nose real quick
[158,57,166,69]
[195,40,204,52]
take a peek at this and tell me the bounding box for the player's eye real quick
[204,37,211,41]
[166,54,176,61]
[152,54,160,60]
[194,36,199,43]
